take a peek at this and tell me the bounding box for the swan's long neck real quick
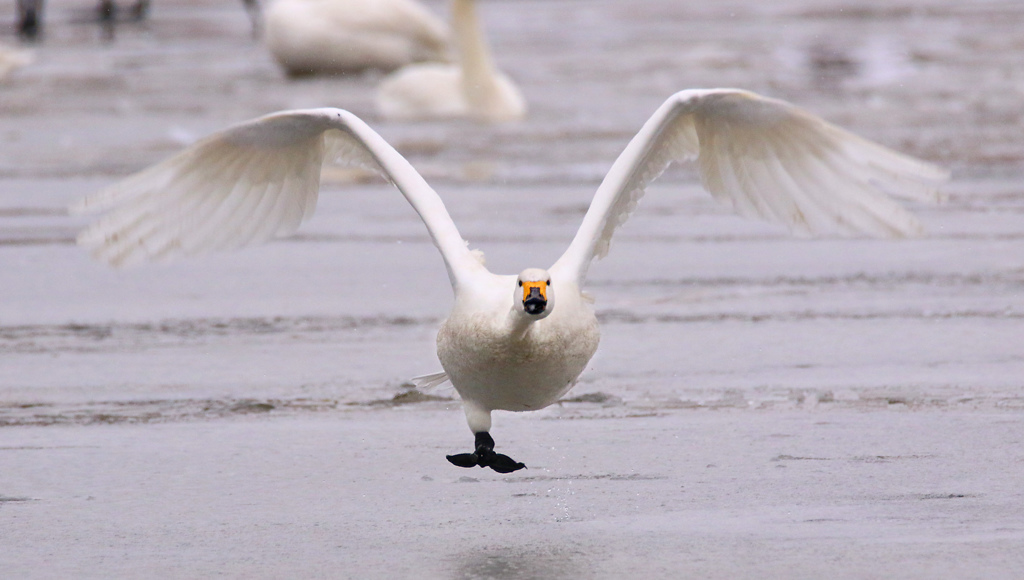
[452,0,502,110]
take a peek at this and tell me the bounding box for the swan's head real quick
[516,268,553,319]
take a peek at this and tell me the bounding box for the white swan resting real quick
[264,0,450,75]
[72,89,948,472]
[375,0,526,122]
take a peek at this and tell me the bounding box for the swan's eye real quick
[546,280,551,286]
[518,280,522,287]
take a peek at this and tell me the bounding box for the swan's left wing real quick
[551,89,950,284]
[72,108,480,283]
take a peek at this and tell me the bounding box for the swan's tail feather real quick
[410,371,450,391]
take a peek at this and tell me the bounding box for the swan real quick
[375,0,525,122]
[263,0,450,76]
[72,89,948,472]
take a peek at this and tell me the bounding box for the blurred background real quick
[2,3,1024,577]
[2,1,1021,178]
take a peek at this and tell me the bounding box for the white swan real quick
[264,0,450,76]
[72,89,948,472]
[375,0,525,122]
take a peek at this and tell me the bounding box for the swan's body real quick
[376,64,525,122]
[73,89,949,471]
[438,271,599,433]
[264,0,450,76]
[376,0,525,122]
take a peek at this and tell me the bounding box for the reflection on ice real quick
[449,545,591,580]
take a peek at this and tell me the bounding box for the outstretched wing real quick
[72,108,481,284]
[551,89,950,284]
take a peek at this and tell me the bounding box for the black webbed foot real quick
[446,452,480,468]
[446,431,526,473]
[480,451,527,473]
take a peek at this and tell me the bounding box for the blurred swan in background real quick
[375,0,525,122]
[72,89,948,470]
[264,0,450,76]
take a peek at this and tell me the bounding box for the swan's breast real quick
[437,307,600,412]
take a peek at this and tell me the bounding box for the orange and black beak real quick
[521,280,548,315]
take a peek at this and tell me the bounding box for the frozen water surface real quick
[2,0,1024,577]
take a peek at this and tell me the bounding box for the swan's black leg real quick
[241,0,262,39]
[17,0,42,40]
[446,432,526,473]
[130,0,150,21]
[97,0,115,22]
[97,0,115,41]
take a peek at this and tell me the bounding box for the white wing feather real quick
[72,108,480,284]
[410,371,450,390]
[552,89,950,284]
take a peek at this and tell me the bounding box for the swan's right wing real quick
[72,108,481,283]
[552,89,950,284]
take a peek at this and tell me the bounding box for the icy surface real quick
[2,0,1024,577]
